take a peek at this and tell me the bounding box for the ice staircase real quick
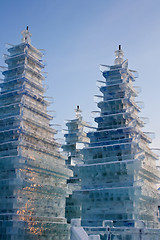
[70,219,100,240]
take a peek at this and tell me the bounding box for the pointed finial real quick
[114,45,124,65]
[21,27,32,44]
[75,105,82,119]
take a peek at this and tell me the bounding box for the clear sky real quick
[0,0,160,149]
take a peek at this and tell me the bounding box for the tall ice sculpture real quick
[0,28,72,240]
[75,46,160,239]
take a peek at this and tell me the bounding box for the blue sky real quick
[0,0,160,148]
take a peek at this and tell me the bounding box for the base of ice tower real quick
[70,218,160,240]
[0,216,70,240]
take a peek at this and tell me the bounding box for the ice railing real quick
[3,51,45,68]
[0,67,45,86]
[91,106,140,119]
[20,127,59,146]
[0,86,50,106]
[83,137,140,153]
[81,151,145,165]
[150,148,160,162]
[64,137,90,146]
[0,76,46,93]
[0,81,43,98]
[96,79,141,94]
[0,115,57,134]
[5,42,44,59]
[21,97,54,115]
[22,101,53,119]
[94,95,143,110]
[92,103,141,118]
[99,64,138,78]
[139,142,159,159]
[64,118,90,127]
[92,107,143,127]
[3,49,45,68]
[1,63,45,81]
[87,122,153,144]
[88,135,140,148]
[19,140,64,160]
[64,131,88,138]
[0,126,59,150]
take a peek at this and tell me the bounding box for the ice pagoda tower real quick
[0,28,72,240]
[76,46,160,234]
[62,106,90,223]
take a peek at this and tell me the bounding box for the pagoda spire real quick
[75,105,82,119]
[21,26,32,44]
[114,44,124,65]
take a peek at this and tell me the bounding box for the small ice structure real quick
[62,106,90,223]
